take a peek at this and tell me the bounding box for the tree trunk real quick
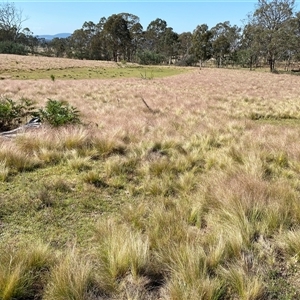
[269,57,275,72]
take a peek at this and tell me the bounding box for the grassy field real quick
[1,54,300,299]
[0,54,190,80]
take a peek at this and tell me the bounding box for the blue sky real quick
[9,1,299,36]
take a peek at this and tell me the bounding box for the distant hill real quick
[36,33,71,40]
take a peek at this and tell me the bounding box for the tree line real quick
[0,0,300,72]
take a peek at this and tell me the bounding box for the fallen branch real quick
[141,97,155,113]
[0,117,42,138]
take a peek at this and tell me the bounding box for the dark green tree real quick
[211,21,241,67]
[18,27,38,54]
[249,0,296,72]
[178,32,193,56]
[290,12,300,63]
[145,18,167,53]
[176,32,196,66]
[114,13,143,61]
[127,18,143,61]
[50,37,67,57]
[82,21,101,59]
[192,24,212,68]
[238,24,261,69]
[89,17,109,60]
[103,14,132,61]
[161,27,179,64]
[69,28,89,59]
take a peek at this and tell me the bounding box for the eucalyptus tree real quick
[248,0,296,72]
[103,13,131,61]
[292,12,300,61]
[119,13,143,61]
[210,21,241,67]
[285,11,300,66]
[89,17,108,60]
[178,32,193,57]
[161,27,179,64]
[177,32,195,65]
[0,2,28,42]
[69,28,89,59]
[70,19,106,59]
[192,24,212,68]
[18,27,38,54]
[145,18,167,53]
[128,21,143,61]
[50,37,67,57]
[238,24,261,69]
[81,20,105,59]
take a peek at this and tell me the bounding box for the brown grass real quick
[0,54,117,71]
[1,55,300,299]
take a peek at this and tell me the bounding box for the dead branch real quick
[141,97,155,113]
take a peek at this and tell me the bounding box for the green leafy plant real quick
[0,41,27,55]
[36,99,81,127]
[0,97,36,131]
[137,50,165,65]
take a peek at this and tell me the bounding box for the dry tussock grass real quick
[0,54,117,71]
[1,58,300,299]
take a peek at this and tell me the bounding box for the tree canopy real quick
[0,0,299,71]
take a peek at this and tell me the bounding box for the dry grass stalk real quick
[1,55,300,299]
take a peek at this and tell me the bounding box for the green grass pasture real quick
[1,65,191,80]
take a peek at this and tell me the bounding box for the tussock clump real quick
[92,137,127,158]
[66,150,92,171]
[82,170,109,188]
[2,65,300,299]
[0,142,42,171]
[43,248,98,300]
[93,219,154,294]
[0,241,55,300]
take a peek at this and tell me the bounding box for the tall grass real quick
[94,220,150,284]
[219,263,265,300]
[0,160,9,181]
[1,61,300,299]
[0,241,54,300]
[162,242,224,300]
[43,247,96,300]
[0,142,42,171]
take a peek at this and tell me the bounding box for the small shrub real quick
[175,54,198,66]
[36,99,81,127]
[137,51,165,65]
[0,97,36,131]
[0,41,27,55]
